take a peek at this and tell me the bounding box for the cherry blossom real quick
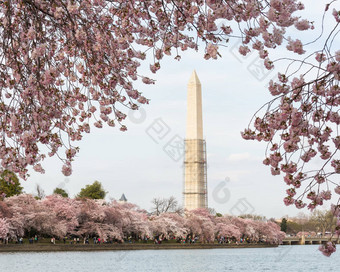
[241,2,340,255]
[0,0,310,179]
[0,194,286,245]
[319,241,337,257]
[0,218,9,239]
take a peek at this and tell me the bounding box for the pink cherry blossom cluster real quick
[0,194,285,244]
[319,241,337,257]
[286,38,305,54]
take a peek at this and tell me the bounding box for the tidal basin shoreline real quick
[0,243,278,252]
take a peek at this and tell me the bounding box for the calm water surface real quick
[1,245,339,272]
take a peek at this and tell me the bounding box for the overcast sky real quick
[21,1,337,219]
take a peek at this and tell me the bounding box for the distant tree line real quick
[280,212,337,236]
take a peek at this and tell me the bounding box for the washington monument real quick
[183,71,208,210]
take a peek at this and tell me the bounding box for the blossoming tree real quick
[0,0,311,178]
[0,194,285,245]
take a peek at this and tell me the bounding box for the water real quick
[0,245,339,272]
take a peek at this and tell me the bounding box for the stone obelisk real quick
[183,70,207,210]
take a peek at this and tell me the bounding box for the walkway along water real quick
[0,243,277,252]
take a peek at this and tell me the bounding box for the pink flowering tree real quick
[101,202,128,241]
[5,194,67,238]
[75,198,114,240]
[215,216,242,241]
[0,197,25,239]
[0,218,9,239]
[75,200,149,241]
[226,216,249,239]
[150,212,187,240]
[239,2,340,255]
[215,222,241,241]
[41,195,80,235]
[242,7,340,212]
[0,0,311,179]
[185,208,216,243]
[257,221,285,244]
[116,202,151,240]
[0,193,287,246]
[243,219,261,242]
[0,200,11,218]
[4,194,37,237]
